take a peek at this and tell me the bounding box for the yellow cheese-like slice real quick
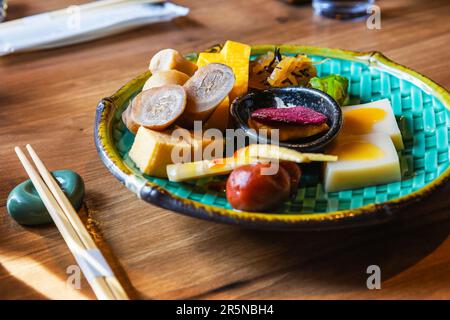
[220,40,251,101]
[203,96,230,132]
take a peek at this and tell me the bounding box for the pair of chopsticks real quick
[15,145,129,300]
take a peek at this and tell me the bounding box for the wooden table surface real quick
[1,0,450,300]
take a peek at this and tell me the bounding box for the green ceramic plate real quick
[94,45,450,230]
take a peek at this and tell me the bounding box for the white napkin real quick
[0,0,189,56]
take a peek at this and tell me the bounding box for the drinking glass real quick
[313,0,375,20]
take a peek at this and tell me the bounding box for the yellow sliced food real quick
[129,127,191,178]
[196,52,224,68]
[235,144,310,163]
[220,40,251,101]
[267,54,316,87]
[203,96,230,132]
[166,144,337,182]
[142,70,190,91]
[149,48,198,76]
[167,157,260,182]
[129,127,219,178]
[267,56,297,87]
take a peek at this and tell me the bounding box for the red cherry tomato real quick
[226,163,291,212]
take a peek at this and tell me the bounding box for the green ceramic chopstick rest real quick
[7,170,85,226]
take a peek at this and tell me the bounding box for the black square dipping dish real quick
[230,87,343,152]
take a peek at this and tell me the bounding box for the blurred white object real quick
[0,0,189,56]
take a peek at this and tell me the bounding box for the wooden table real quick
[1,0,449,300]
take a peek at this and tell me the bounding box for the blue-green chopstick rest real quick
[7,170,85,226]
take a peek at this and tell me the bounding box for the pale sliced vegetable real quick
[149,48,198,76]
[167,156,262,182]
[142,70,190,91]
[126,84,186,133]
[166,144,337,182]
[298,153,338,162]
[235,144,337,163]
[177,63,235,128]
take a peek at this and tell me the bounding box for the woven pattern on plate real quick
[113,55,450,214]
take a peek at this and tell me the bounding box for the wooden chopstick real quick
[15,145,129,300]
[25,144,128,300]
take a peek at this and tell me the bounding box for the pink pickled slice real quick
[251,106,327,125]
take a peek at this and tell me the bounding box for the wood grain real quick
[0,0,449,300]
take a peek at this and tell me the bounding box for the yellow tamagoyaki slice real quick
[149,49,198,76]
[129,126,220,178]
[196,52,225,68]
[125,84,186,133]
[177,63,235,128]
[196,40,251,101]
[220,40,251,101]
[142,70,190,91]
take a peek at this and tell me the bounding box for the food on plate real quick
[249,49,316,89]
[196,52,225,67]
[129,126,218,178]
[268,55,316,87]
[123,84,186,133]
[203,96,230,132]
[220,40,252,101]
[142,70,190,91]
[129,127,190,177]
[309,75,349,106]
[123,41,407,213]
[166,144,336,182]
[196,40,251,102]
[177,63,235,127]
[341,99,404,149]
[226,163,292,211]
[248,119,329,141]
[248,106,330,141]
[149,48,198,76]
[324,133,401,192]
[248,50,281,90]
[279,161,302,196]
[251,106,327,124]
[236,144,337,163]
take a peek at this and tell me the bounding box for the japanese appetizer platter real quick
[95,41,450,230]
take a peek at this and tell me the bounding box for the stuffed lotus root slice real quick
[142,70,190,91]
[178,63,235,127]
[149,49,198,76]
[127,84,187,132]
